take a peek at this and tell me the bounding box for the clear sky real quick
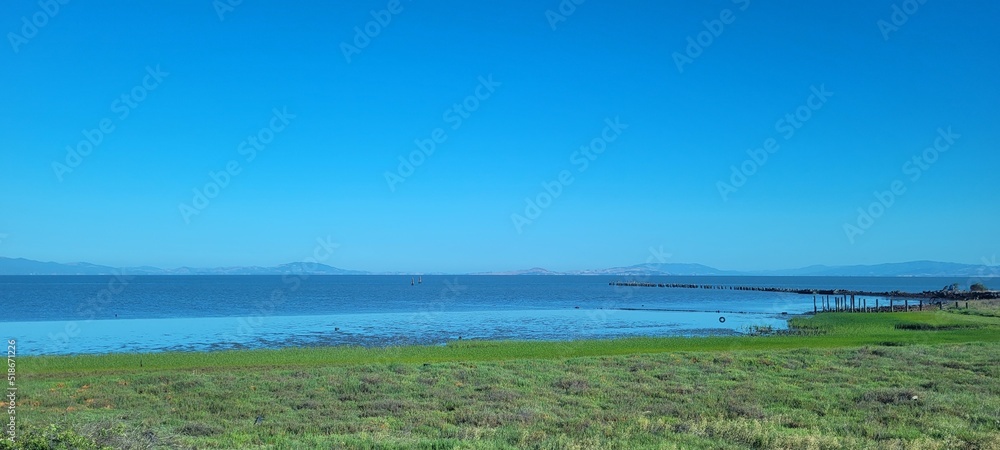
[1,1,998,273]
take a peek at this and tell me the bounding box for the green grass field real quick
[5,306,1000,449]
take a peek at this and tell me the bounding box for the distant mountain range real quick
[746,261,998,278]
[0,257,996,277]
[0,257,367,276]
[565,263,742,276]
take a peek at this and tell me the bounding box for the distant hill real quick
[0,258,120,275]
[0,257,368,276]
[0,257,996,277]
[471,267,563,276]
[483,261,998,277]
[751,261,998,277]
[568,263,741,276]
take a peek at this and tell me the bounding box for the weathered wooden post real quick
[905,298,909,312]
[876,298,879,311]
[813,295,817,314]
[890,297,894,311]
[919,299,922,311]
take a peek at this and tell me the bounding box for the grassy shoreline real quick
[7,306,1000,449]
[21,309,1000,375]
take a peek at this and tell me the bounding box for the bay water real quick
[0,275,967,355]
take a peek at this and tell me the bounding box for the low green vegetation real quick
[6,305,1000,449]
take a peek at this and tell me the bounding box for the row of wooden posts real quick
[608,281,973,314]
[813,295,970,313]
[815,294,918,313]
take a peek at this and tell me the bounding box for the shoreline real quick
[18,305,1000,375]
[610,280,1000,301]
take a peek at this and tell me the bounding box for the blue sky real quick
[1,0,998,273]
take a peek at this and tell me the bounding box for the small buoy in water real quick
[574,306,579,309]
[334,327,340,331]
[719,317,726,323]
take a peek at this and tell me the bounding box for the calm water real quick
[0,275,971,355]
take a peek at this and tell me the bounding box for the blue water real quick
[0,275,971,355]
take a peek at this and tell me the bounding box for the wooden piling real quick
[813,295,817,314]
